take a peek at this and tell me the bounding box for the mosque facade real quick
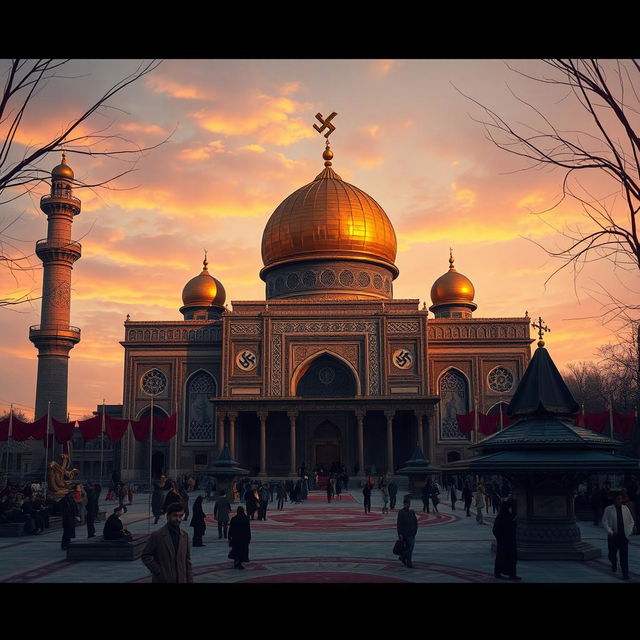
[118,139,533,481]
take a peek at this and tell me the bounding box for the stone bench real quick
[0,522,27,537]
[66,533,150,561]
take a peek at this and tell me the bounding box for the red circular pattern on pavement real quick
[205,507,457,531]
[239,571,407,583]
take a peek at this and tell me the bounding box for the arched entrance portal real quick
[295,354,358,398]
[313,420,342,470]
[295,354,357,473]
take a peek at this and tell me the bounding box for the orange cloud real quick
[180,140,225,160]
[279,82,301,96]
[145,75,214,100]
[190,94,314,146]
[371,60,401,77]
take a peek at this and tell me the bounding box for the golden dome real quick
[51,152,74,180]
[430,251,475,306]
[261,146,397,275]
[181,256,226,308]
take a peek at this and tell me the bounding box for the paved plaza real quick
[0,489,637,584]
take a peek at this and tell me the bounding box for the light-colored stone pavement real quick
[0,489,637,583]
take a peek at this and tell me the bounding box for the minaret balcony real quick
[35,238,82,263]
[29,324,81,345]
[40,193,81,215]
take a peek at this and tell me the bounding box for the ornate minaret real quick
[29,153,82,427]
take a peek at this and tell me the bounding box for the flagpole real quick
[148,396,154,534]
[474,395,479,444]
[609,396,614,439]
[44,401,51,493]
[5,405,12,486]
[173,399,177,486]
[100,398,105,488]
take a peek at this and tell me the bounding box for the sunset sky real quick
[1,59,636,420]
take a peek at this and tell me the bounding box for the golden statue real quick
[47,454,79,498]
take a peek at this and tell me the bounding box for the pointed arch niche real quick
[292,352,360,398]
[438,368,469,440]
[185,370,216,442]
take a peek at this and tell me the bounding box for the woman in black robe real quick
[492,501,521,580]
[190,495,206,546]
[151,483,165,524]
[60,492,79,551]
[228,506,251,569]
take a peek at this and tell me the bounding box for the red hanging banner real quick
[131,415,151,442]
[11,415,34,441]
[105,415,129,442]
[456,411,476,435]
[30,414,49,440]
[584,411,609,433]
[613,412,636,437]
[501,414,515,428]
[0,418,8,442]
[153,414,177,442]
[479,412,499,435]
[77,415,102,442]
[52,417,76,444]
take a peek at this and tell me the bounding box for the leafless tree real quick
[0,59,166,306]
[462,60,640,451]
[461,59,640,318]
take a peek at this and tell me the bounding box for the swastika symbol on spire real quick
[314,112,338,138]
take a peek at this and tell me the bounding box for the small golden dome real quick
[51,152,74,180]
[430,251,475,306]
[181,256,226,308]
[261,147,397,274]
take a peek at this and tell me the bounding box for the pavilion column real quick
[217,412,226,453]
[257,411,268,477]
[416,410,425,452]
[384,410,395,474]
[356,410,365,477]
[287,411,298,477]
[228,412,237,460]
[429,412,437,465]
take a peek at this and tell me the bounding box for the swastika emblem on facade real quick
[235,349,257,372]
[392,348,413,370]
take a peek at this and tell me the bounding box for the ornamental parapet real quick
[427,317,532,342]
[122,321,221,344]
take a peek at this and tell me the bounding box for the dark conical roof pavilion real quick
[396,442,439,475]
[446,343,638,472]
[507,343,579,417]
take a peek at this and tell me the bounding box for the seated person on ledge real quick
[103,506,133,541]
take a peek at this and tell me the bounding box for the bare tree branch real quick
[0,59,167,307]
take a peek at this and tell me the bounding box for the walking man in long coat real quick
[141,503,193,583]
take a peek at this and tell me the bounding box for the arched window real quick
[439,369,469,440]
[186,372,215,442]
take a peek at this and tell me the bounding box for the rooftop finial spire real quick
[314,111,338,167]
[61,151,67,164]
[203,249,208,271]
[449,247,455,270]
[531,315,551,348]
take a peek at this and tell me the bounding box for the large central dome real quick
[260,146,398,300]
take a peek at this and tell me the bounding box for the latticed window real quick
[439,370,468,440]
[187,372,215,442]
